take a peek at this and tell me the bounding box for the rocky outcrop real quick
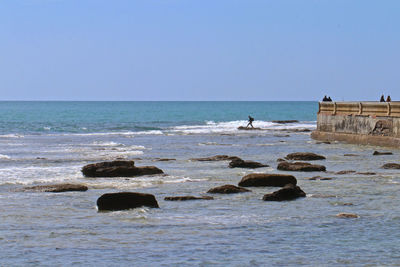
[228,158,268,168]
[237,126,262,130]
[238,173,297,187]
[285,152,326,161]
[97,192,159,211]
[164,196,214,201]
[190,155,240,161]
[82,161,163,177]
[336,213,359,218]
[21,183,88,193]
[262,184,306,201]
[381,163,400,169]
[373,151,393,155]
[277,161,326,172]
[207,184,251,194]
[272,120,299,124]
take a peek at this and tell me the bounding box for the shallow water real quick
[1,101,399,266]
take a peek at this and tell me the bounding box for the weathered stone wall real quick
[312,102,400,147]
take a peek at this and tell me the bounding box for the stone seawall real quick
[311,102,400,147]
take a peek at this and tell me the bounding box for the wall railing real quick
[318,102,400,117]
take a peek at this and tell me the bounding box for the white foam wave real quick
[0,134,24,138]
[169,120,315,134]
[0,154,11,160]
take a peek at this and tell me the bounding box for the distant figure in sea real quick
[247,115,254,128]
[386,95,391,102]
[380,95,385,102]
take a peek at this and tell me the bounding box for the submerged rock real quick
[356,172,376,175]
[97,192,159,211]
[344,154,359,157]
[262,183,306,201]
[336,170,356,175]
[381,163,400,169]
[164,196,214,201]
[228,158,268,169]
[272,120,299,124]
[336,213,359,218]
[238,173,297,187]
[207,184,251,194]
[306,176,333,181]
[277,161,326,172]
[373,151,393,156]
[154,158,176,162]
[21,183,88,193]
[82,160,163,177]
[285,152,326,161]
[190,155,240,162]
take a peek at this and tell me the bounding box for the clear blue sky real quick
[1,0,399,101]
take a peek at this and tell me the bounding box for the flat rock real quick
[262,183,306,201]
[238,173,297,187]
[97,192,159,211]
[190,155,240,162]
[154,158,176,162]
[284,128,311,132]
[272,120,299,124]
[285,152,326,161]
[336,170,356,175]
[381,163,400,169]
[277,161,326,172]
[21,183,88,193]
[207,184,251,194]
[344,154,359,157]
[373,151,393,155]
[82,160,163,177]
[229,158,268,168]
[164,196,214,201]
[336,213,359,218]
[237,126,263,130]
[316,141,331,144]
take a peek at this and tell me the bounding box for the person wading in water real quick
[247,115,254,128]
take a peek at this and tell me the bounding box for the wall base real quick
[311,131,400,148]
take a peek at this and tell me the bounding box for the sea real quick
[1,101,399,266]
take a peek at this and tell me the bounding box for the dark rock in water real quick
[356,172,376,175]
[154,158,176,162]
[306,176,333,181]
[97,192,159,211]
[277,158,286,162]
[381,163,400,169]
[190,155,240,162]
[285,152,326,161]
[238,173,297,187]
[207,184,251,194]
[228,158,268,169]
[277,161,326,172]
[316,141,331,144]
[237,126,262,130]
[21,183,88,193]
[336,213,359,218]
[336,170,356,175]
[273,134,290,137]
[284,128,311,132]
[82,160,163,177]
[262,183,306,201]
[164,196,214,201]
[373,151,393,156]
[272,120,299,124]
[344,154,359,157]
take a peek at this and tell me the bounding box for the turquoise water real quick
[0,101,316,134]
[1,101,399,266]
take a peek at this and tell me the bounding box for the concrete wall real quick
[312,102,400,147]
